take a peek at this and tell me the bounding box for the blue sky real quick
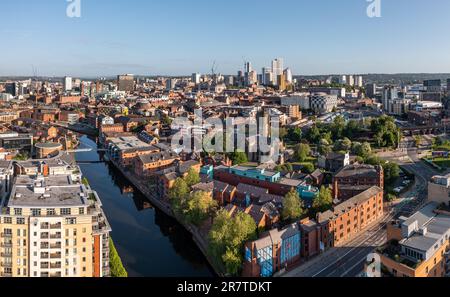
[2,0,450,77]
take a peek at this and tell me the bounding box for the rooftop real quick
[335,164,381,179]
[317,186,382,223]
[7,175,88,208]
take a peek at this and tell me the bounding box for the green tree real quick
[307,125,321,143]
[222,248,242,276]
[282,190,306,222]
[331,116,346,140]
[318,139,332,156]
[229,151,248,165]
[296,143,311,162]
[109,238,128,277]
[352,142,372,159]
[302,163,315,174]
[208,210,257,276]
[184,191,218,226]
[287,127,302,142]
[185,168,201,187]
[383,162,400,186]
[168,178,189,213]
[275,163,293,172]
[334,138,352,152]
[313,186,333,213]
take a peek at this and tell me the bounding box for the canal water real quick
[74,135,214,277]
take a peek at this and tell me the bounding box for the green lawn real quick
[430,157,450,168]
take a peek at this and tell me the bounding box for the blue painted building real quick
[229,166,281,183]
[200,165,214,180]
[243,224,301,277]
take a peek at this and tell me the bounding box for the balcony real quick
[50,263,62,269]
[1,272,12,277]
[40,263,49,269]
[50,234,62,239]
[40,224,49,229]
[41,234,49,239]
[50,243,62,249]
[1,243,12,248]
[1,253,12,257]
[50,223,62,229]
[50,253,62,259]
[0,233,12,238]
[1,262,12,268]
[50,272,62,277]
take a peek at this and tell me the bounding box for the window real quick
[47,209,56,216]
[79,207,85,215]
[14,209,22,216]
[16,218,25,225]
[31,209,41,217]
[61,208,71,215]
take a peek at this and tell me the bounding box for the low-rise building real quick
[428,174,450,206]
[378,203,450,277]
[134,151,180,177]
[313,186,384,249]
[333,164,384,201]
[243,224,301,277]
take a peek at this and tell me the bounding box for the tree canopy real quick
[282,190,306,222]
[183,191,218,226]
[312,186,333,214]
[208,210,257,276]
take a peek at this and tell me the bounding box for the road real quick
[283,144,441,277]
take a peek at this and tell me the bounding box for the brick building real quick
[316,186,384,248]
[333,164,384,201]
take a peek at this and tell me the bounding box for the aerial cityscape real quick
[1,0,450,286]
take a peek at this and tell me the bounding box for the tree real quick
[365,155,382,166]
[287,127,302,142]
[383,162,400,186]
[229,151,248,165]
[275,163,293,172]
[331,116,346,140]
[168,178,189,212]
[222,248,241,276]
[307,125,321,143]
[185,168,200,187]
[334,138,352,152]
[318,139,332,156]
[313,186,333,213]
[109,238,128,277]
[352,142,372,159]
[302,163,315,174]
[184,191,218,226]
[295,143,311,162]
[282,190,305,222]
[208,210,257,276]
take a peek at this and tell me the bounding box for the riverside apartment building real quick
[0,159,111,277]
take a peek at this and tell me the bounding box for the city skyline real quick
[2,0,450,77]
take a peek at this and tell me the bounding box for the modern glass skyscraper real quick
[271,58,283,86]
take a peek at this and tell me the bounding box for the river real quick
[74,135,214,277]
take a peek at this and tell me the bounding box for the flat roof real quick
[8,175,88,208]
